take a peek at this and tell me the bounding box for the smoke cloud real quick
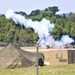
[55,35,74,48]
[5,9,74,48]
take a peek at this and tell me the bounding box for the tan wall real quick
[49,50,68,65]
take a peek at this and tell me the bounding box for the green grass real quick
[0,64,75,75]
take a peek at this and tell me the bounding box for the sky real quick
[0,0,75,14]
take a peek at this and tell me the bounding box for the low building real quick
[49,49,75,65]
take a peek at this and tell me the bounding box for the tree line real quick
[0,6,75,45]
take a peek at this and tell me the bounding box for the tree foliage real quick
[0,6,75,45]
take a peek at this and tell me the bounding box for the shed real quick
[49,49,75,65]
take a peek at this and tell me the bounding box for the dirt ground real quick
[0,47,4,50]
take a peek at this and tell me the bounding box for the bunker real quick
[49,49,75,65]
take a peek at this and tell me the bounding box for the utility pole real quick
[36,43,39,75]
[36,37,43,75]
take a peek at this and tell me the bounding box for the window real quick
[56,54,62,59]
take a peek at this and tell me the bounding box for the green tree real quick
[29,9,41,16]
[45,6,59,15]
[42,10,53,18]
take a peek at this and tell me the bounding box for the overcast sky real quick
[0,0,75,14]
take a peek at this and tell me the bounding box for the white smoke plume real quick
[55,35,74,48]
[5,9,74,48]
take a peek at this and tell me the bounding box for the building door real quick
[72,51,75,63]
[68,50,75,64]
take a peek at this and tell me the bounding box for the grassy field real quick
[0,64,75,75]
[0,46,75,75]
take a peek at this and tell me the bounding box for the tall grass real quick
[0,64,75,75]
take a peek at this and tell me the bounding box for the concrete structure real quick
[49,49,75,65]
